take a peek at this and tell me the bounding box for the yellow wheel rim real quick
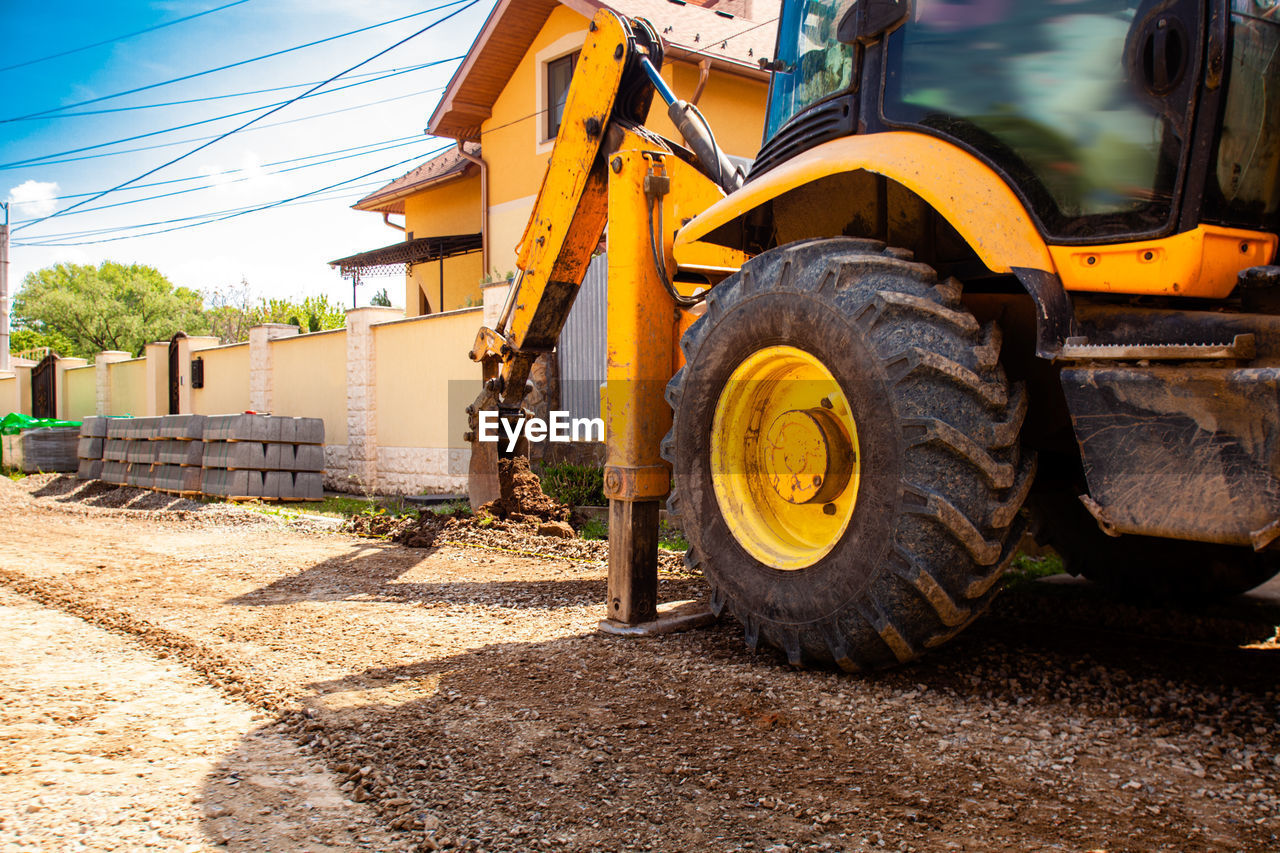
[710,346,860,570]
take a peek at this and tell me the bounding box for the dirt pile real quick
[392,512,457,549]
[480,456,569,522]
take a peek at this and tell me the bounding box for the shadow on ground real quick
[201,565,1280,853]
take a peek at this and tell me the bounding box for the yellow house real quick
[337,0,777,318]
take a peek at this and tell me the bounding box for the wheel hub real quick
[763,408,854,504]
[710,346,861,570]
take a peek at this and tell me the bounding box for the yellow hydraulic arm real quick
[465,9,744,628]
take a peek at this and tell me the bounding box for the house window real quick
[546,52,579,140]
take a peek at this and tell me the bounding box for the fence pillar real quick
[480,277,512,329]
[343,307,402,492]
[94,351,130,416]
[143,342,168,416]
[55,357,87,419]
[248,323,299,412]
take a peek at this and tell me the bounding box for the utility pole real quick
[0,203,9,373]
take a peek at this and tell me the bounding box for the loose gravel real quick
[0,475,1277,852]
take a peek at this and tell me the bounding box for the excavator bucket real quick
[467,433,502,510]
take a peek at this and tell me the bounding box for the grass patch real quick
[1004,549,1065,588]
[539,463,606,507]
[2,467,25,481]
[430,499,471,517]
[578,516,608,541]
[570,516,689,550]
[239,495,420,521]
[658,519,688,551]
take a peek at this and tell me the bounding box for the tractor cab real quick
[757,0,1280,242]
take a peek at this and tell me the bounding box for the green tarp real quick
[1,412,82,436]
[0,413,83,470]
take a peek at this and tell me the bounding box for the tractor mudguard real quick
[1060,364,1280,549]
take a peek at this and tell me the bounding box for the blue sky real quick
[1,0,495,309]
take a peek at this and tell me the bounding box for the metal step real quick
[1059,333,1256,361]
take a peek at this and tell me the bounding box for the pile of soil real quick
[392,512,456,549]
[479,456,569,522]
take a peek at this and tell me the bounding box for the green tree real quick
[203,279,347,342]
[13,261,207,357]
[370,287,392,307]
[256,294,347,333]
[9,326,80,359]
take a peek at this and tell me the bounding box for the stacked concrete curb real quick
[76,413,324,501]
[76,417,108,481]
[200,414,324,501]
[153,415,206,495]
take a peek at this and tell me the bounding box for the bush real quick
[539,462,606,507]
[578,517,608,540]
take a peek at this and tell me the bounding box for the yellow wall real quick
[190,343,251,415]
[269,330,348,444]
[63,366,96,420]
[0,375,18,417]
[398,174,485,316]
[404,173,481,236]
[14,366,31,416]
[482,5,590,208]
[373,308,483,448]
[108,358,148,417]
[407,251,484,315]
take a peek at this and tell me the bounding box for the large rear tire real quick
[664,238,1033,669]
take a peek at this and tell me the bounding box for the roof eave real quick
[352,161,478,214]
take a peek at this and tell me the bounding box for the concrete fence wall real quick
[13,306,488,494]
[373,308,482,495]
[0,372,19,417]
[61,365,96,420]
[191,343,251,416]
[270,328,351,487]
[107,358,148,417]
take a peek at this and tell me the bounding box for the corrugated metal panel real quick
[558,252,608,421]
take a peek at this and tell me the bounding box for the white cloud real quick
[6,180,60,219]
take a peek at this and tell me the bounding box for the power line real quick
[1,0,471,123]
[10,136,438,224]
[8,61,449,119]
[14,182,390,243]
[1,59,458,170]
[0,88,447,171]
[14,174,408,243]
[13,147,447,246]
[44,135,425,200]
[0,0,253,74]
[14,1,478,234]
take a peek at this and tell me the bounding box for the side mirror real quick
[837,0,909,45]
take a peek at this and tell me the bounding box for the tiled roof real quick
[429,0,779,140]
[352,142,480,214]
[608,0,779,70]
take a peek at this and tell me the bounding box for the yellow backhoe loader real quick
[467,0,1280,669]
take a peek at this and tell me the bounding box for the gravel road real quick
[0,474,1277,852]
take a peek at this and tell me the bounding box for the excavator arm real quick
[463,9,747,629]
[464,11,661,507]
[465,9,741,508]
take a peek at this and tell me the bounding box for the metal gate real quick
[31,353,56,419]
[558,252,607,421]
[168,332,186,414]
